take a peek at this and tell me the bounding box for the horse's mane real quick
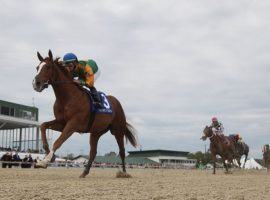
[53,57,73,80]
[52,57,85,92]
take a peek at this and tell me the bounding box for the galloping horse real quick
[234,141,249,168]
[201,126,236,174]
[32,50,137,178]
[263,144,270,171]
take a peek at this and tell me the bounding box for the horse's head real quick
[33,50,71,92]
[33,50,55,92]
[201,126,213,141]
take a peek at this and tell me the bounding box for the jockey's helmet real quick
[211,117,218,122]
[63,53,77,63]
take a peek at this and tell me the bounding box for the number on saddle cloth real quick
[85,89,113,114]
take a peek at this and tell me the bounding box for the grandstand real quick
[128,149,197,167]
[0,99,51,153]
[72,149,197,168]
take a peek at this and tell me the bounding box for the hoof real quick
[79,172,88,178]
[34,161,48,169]
[79,174,86,178]
[116,171,132,178]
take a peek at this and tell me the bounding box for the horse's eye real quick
[36,66,39,72]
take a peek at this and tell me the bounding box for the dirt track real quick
[0,168,269,200]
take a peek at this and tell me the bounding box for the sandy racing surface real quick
[0,168,270,200]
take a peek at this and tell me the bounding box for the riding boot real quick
[89,86,103,108]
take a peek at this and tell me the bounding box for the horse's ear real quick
[55,57,60,62]
[37,52,43,61]
[48,49,53,61]
[54,57,61,64]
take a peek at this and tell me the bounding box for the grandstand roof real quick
[128,149,190,157]
[96,156,158,165]
[0,114,40,130]
[73,155,158,165]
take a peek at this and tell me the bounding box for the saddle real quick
[83,88,113,131]
[84,88,113,114]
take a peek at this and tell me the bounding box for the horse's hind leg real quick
[80,132,103,178]
[111,130,126,173]
[223,159,229,173]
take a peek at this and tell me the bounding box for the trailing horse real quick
[201,126,236,174]
[263,145,270,171]
[32,50,137,178]
[234,141,249,168]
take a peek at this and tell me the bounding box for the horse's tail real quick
[125,122,138,148]
[108,95,138,148]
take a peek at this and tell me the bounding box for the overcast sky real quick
[0,0,269,158]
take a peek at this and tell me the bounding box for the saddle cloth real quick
[85,89,113,114]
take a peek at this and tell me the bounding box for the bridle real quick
[43,60,74,86]
[205,126,216,139]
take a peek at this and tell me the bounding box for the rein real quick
[209,133,215,139]
[51,80,74,84]
[50,60,74,85]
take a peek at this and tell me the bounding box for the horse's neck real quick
[52,70,83,104]
[210,135,224,149]
[209,135,217,143]
[209,131,217,142]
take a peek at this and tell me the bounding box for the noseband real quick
[46,62,74,85]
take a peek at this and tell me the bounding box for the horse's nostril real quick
[36,81,41,86]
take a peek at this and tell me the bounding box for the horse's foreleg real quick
[40,120,65,154]
[80,133,102,178]
[212,154,216,174]
[36,120,76,168]
[236,158,241,168]
[223,159,228,172]
[226,154,234,173]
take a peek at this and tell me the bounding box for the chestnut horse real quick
[32,50,137,178]
[201,126,236,174]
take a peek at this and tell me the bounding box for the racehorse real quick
[263,145,270,171]
[201,126,236,174]
[234,141,249,168]
[32,50,137,178]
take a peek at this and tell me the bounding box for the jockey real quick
[229,133,242,144]
[236,134,243,144]
[63,53,102,108]
[211,117,224,135]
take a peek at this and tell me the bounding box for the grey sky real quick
[0,0,269,158]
